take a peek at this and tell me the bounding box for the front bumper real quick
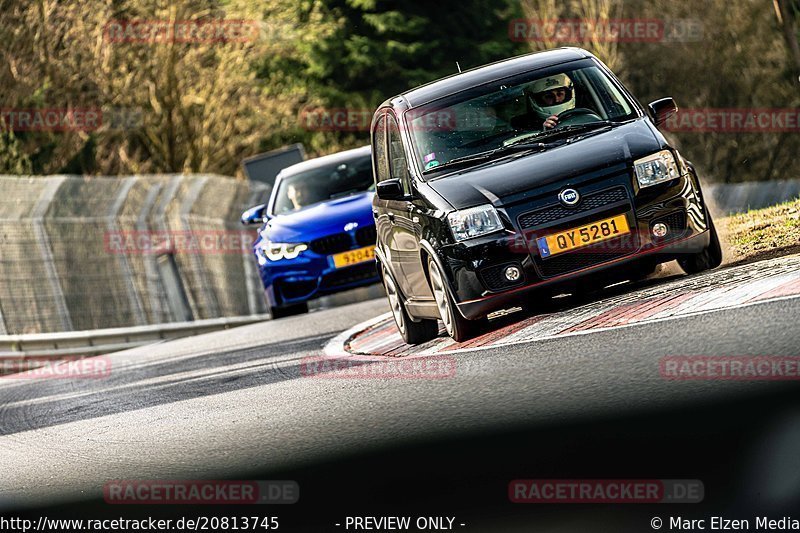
[258,253,380,309]
[436,169,711,319]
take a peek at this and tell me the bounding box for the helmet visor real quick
[531,86,573,107]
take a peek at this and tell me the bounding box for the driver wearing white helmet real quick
[521,73,575,130]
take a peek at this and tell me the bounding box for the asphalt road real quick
[1,258,800,531]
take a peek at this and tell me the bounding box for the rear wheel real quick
[427,257,483,342]
[382,265,438,345]
[679,211,723,275]
[270,301,309,319]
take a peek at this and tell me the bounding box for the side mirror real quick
[240,204,268,226]
[648,97,678,127]
[376,178,405,201]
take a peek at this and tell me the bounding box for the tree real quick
[519,0,623,71]
[773,0,800,79]
[0,126,33,175]
[253,0,524,155]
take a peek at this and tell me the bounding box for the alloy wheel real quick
[428,260,454,337]
[384,270,405,335]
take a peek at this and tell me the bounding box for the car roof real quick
[277,145,371,178]
[383,47,593,109]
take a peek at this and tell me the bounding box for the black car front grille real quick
[537,249,632,278]
[355,225,377,247]
[518,187,629,229]
[309,233,352,255]
[321,261,378,289]
[535,232,640,278]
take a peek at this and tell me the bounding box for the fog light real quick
[652,223,669,238]
[504,265,521,282]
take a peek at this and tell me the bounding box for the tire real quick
[270,301,309,319]
[678,210,723,275]
[382,265,438,345]
[427,257,484,343]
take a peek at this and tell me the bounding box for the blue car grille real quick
[308,225,377,255]
[355,225,377,246]
[309,233,352,255]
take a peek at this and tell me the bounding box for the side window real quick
[373,115,389,183]
[387,115,411,193]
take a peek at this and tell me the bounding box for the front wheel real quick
[679,211,723,274]
[427,257,484,342]
[382,265,438,345]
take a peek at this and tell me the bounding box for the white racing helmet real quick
[526,73,575,120]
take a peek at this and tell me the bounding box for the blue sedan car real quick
[241,146,380,318]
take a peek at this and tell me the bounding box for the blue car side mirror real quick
[241,204,268,226]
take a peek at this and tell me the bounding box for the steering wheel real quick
[557,107,603,126]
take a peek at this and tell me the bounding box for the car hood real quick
[263,191,375,243]
[427,119,662,209]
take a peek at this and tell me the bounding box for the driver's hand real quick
[543,114,559,129]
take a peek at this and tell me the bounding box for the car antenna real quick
[456,61,462,73]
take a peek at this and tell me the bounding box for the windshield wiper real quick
[423,142,550,174]
[512,120,617,144]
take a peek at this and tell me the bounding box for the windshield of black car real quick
[407,64,637,175]
[271,155,374,215]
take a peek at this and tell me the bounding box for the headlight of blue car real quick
[256,241,308,264]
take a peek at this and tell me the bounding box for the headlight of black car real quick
[447,204,504,242]
[634,150,681,188]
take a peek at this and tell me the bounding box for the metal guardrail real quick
[0,315,270,358]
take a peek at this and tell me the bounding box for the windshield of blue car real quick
[407,64,637,175]
[271,155,374,215]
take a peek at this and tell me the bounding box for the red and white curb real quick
[324,254,800,358]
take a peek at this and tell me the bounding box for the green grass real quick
[723,197,800,261]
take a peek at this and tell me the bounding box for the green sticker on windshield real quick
[424,160,440,170]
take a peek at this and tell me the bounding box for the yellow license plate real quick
[332,245,376,268]
[536,214,630,258]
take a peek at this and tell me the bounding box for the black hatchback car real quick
[370,47,722,343]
